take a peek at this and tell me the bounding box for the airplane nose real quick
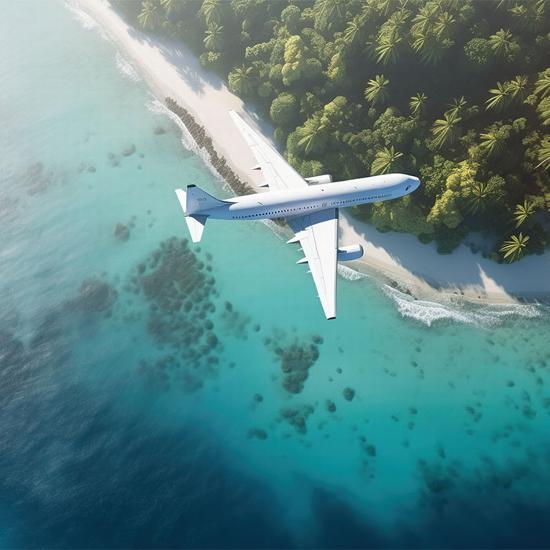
[404,176,420,193]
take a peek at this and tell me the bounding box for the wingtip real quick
[327,316,336,321]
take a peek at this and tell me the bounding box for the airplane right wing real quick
[287,208,338,320]
[229,110,307,191]
[229,110,338,318]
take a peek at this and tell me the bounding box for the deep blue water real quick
[1,2,550,548]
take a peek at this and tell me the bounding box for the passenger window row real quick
[231,194,389,219]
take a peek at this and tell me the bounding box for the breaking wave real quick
[64,0,109,40]
[383,285,543,328]
[338,265,367,281]
[115,52,140,81]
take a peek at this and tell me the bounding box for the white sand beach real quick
[75,0,550,304]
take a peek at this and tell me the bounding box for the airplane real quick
[175,110,420,320]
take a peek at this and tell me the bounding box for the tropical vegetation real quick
[116,0,550,262]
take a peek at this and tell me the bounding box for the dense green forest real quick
[116,0,550,261]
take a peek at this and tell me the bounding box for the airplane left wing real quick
[287,209,338,319]
[229,110,307,191]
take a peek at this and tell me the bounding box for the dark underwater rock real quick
[77,278,117,312]
[279,404,314,434]
[248,428,268,440]
[343,387,355,401]
[114,223,130,241]
[121,144,136,157]
[269,336,320,394]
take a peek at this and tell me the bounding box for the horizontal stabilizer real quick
[175,188,187,213]
[175,188,208,243]
[185,215,207,243]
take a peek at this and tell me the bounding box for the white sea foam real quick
[115,52,141,81]
[383,285,542,327]
[64,0,109,40]
[338,264,367,281]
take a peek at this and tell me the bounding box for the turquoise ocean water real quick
[1,2,550,547]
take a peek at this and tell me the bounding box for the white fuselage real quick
[200,173,420,220]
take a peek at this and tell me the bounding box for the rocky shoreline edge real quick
[165,97,255,196]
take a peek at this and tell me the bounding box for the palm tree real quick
[160,0,177,15]
[376,0,398,17]
[409,92,428,116]
[371,146,403,175]
[488,28,515,57]
[312,0,347,31]
[485,82,511,112]
[343,16,363,46]
[467,180,496,214]
[434,11,455,39]
[509,2,545,32]
[537,96,550,126]
[203,23,224,51]
[534,69,550,98]
[447,96,467,117]
[375,29,402,65]
[200,0,223,26]
[536,138,550,169]
[431,112,461,149]
[499,233,530,262]
[411,3,439,35]
[479,129,507,156]
[137,1,160,30]
[508,75,529,102]
[513,198,536,227]
[228,65,255,97]
[297,117,327,155]
[364,75,390,106]
[412,33,446,65]
[374,10,409,65]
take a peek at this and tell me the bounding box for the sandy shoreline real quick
[75,0,550,305]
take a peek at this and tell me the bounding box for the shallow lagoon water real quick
[1,2,550,548]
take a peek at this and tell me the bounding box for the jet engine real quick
[337,244,364,261]
[305,174,332,184]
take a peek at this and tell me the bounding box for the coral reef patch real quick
[76,278,117,313]
[266,332,322,394]
[279,404,315,434]
[126,237,222,391]
[114,222,130,241]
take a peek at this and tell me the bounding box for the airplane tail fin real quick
[175,187,213,243]
[179,184,225,215]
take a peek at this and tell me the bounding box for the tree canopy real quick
[118,0,550,261]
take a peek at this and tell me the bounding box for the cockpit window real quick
[406,185,411,191]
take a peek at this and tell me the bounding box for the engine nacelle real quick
[337,244,364,261]
[305,174,332,185]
